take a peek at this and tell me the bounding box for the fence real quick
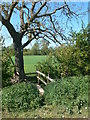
[36,71,54,85]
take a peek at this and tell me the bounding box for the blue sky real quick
[0,2,89,49]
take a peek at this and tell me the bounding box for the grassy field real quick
[12,55,47,73]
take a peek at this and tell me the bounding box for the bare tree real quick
[0,1,77,81]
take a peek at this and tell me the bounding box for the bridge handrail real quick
[36,70,54,85]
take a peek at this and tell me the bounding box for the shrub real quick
[36,25,90,78]
[2,82,42,112]
[2,50,13,87]
[36,55,59,79]
[43,76,88,109]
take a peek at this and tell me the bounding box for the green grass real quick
[2,76,89,118]
[12,55,47,73]
[2,105,88,118]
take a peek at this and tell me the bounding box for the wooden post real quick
[36,69,39,85]
[47,73,49,83]
[38,73,39,85]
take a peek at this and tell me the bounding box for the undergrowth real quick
[2,82,42,112]
[43,75,89,114]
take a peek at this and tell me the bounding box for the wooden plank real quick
[46,76,54,82]
[36,71,54,82]
[36,71,45,77]
[37,76,47,85]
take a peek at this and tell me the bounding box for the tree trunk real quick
[13,39,24,82]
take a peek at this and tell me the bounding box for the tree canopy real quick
[0,1,78,47]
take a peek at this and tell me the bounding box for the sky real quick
[0,1,89,49]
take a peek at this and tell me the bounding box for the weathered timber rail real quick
[36,71,54,86]
[25,71,54,86]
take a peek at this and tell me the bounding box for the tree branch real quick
[23,31,39,48]
[29,2,47,22]
[37,5,66,18]
[46,31,61,44]
[20,6,25,31]
[35,2,47,15]
[8,2,18,21]
[34,26,61,44]
[49,15,66,40]
[0,13,17,38]
[23,37,34,48]
[30,2,37,17]
[44,34,57,44]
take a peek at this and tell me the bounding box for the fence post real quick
[47,73,49,83]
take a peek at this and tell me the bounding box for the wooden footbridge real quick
[36,71,54,95]
[26,71,54,95]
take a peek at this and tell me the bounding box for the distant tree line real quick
[2,40,55,56]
